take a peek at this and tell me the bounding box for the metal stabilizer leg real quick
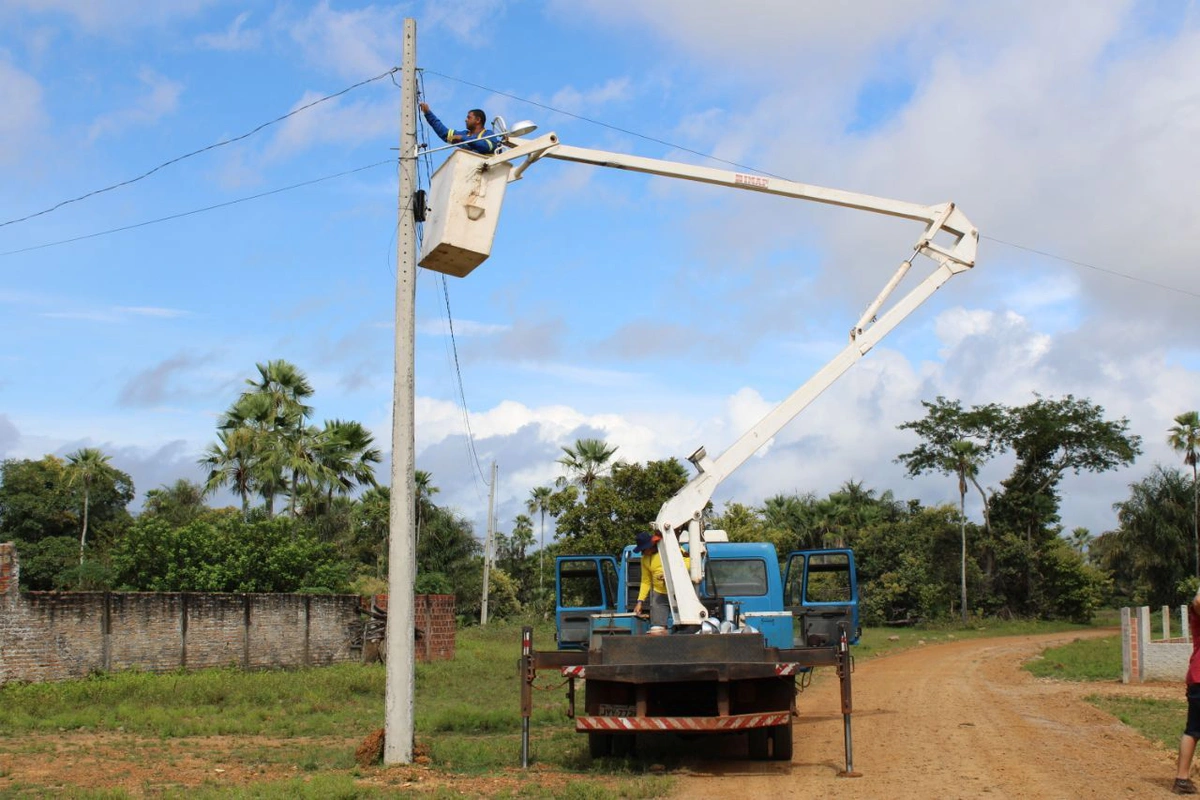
[520,626,533,768]
[836,625,862,778]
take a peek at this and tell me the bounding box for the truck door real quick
[783,549,860,647]
[555,556,619,650]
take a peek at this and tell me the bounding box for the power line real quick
[0,160,396,257]
[424,70,1200,301]
[982,235,1200,300]
[0,67,399,231]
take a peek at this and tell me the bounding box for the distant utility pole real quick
[481,461,497,625]
[384,16,417,766]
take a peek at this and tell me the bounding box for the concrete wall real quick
[1122,604,1192,683]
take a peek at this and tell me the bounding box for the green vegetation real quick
[1023,634,1122,681]
[0,621,673,798]
[1,369,1194,628]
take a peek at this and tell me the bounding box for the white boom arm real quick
[483,133,978,625]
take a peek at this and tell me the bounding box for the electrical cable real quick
[0,67,400,231]
[424,69,1200,301]
[981,235,1200,300]
[0,160,396,258]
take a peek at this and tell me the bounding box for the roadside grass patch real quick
[1024,634,1121,681]
[1088,695,1183,750]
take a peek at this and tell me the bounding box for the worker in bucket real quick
[419,102,499,155]
[632,530,687,635]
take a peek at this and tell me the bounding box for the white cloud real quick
[264,92,392,160]
[195,10,260,51]
[1,0,214,34]
[286,1,400,80]
[87,68,183,142]
[0,57,47,165]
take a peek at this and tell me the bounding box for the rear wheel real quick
[611,734,635,757]
[769,722,793,761]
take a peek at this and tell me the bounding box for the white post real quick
[384,16,418,766]
[481,461,496,625]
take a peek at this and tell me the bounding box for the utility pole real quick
[481,461,497,625]
[384,16,417,766]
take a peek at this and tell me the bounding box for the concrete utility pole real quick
[481,461,497,625]
[384,16,417,766]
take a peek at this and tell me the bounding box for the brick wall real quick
[0,542,17,598]
[0,543,363,685]
[368,593,456,662]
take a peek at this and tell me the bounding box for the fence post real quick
[1163,605,1172,640]
[1136,606,1150,683]
[1121,607,1132,684]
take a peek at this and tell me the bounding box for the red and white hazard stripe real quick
[562,665,587,679]
[774,662,800,676]
[576,712,790,732]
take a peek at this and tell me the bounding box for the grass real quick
[0,613,1147,797]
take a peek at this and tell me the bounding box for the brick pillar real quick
[0,542,18,597]
[1121,607,1132,684]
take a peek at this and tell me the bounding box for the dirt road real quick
[671,630,1181,799]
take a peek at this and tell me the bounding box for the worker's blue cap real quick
[634,531,655,553]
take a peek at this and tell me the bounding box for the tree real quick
[313,419,381,506]
[221,360,316,517]
[1101,465,1194,606]
[527,485,553,595]
[556,438,619,495]
[1068,526,1093,558]
[897,396,1000,535]
[415,469,439,548]
[67,448,119,564]
[941,440,984,623]
[200,426,258,518]
[552,458,688,556]
[142,479,207,527]
[1168,410,1200,577]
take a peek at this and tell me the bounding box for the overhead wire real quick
[0,68,400,231]
[0,160,396,258]
[425,69,1200,301]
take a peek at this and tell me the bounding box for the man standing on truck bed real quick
[419,102,499,155]
[632,531,687,634]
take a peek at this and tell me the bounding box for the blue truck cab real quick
[554,539,859,651]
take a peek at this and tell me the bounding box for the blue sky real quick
[2,0,1199,546]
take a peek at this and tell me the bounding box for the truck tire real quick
[611,734,635,757]
[747,728,769,760]
[769,722,793,761]
[588,732,612,758]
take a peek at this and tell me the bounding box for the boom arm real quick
[483,133,978,625]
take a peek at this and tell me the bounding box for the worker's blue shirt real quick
[422,110,498,155]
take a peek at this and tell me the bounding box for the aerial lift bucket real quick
[418,149,512,277]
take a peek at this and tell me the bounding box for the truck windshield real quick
[707,559,768,597]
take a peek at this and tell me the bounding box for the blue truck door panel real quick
[783,549,860,646]
[555,555,619,650]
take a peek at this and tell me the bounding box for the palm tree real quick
[527,485,553,594]
[941,439,983,624]
[200,426,259,518]
[1168,410,1200,577]
[1068,526,1093,558]
[556,438,619,495]
[415,469,439,548]
[66,447,116,565]
[315,420,382,502]
[219,360,315,517]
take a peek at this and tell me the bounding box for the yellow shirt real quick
[637,550,690,600]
